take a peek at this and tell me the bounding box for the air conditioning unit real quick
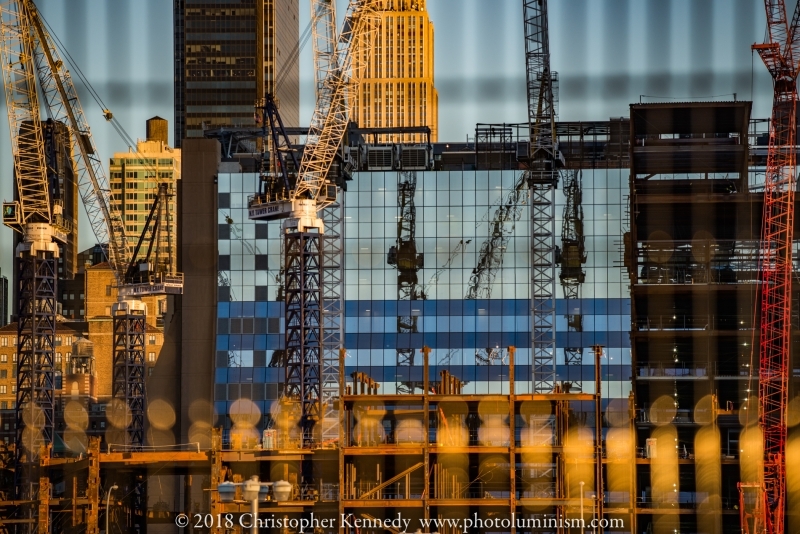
[365,145,395,170]
[398,145,432,170]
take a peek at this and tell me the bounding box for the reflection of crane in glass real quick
[423,238,471,296]
[475,346,508,366]
[465,180,528,300]
[388,171,425,393]
[557,169,586,366]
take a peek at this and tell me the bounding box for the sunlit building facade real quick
[351,0,439,142]
[108,124,181,274]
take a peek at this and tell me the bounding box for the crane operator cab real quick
[2,201,20,228]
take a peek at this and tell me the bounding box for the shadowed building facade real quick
[173,0,300,146]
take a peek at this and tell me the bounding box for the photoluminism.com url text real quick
[176,512,625,533]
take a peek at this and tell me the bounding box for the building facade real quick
[173,0,300,146]
[352,0,439,142]
[108,124,181,274]
[623,102,795,533]
[212,164,631,439]
[0,259,168,447]
[0,322,82,445]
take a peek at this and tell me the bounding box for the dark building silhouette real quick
[173,0,300,147]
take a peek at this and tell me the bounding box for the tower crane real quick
[1,2,182,526]
[523,0,561,395]
[248,0,382,447]
[738,2,799,533]
[0,0,66,512]
[25,0,183,450]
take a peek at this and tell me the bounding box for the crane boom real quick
[293,0,381,209]
[311,0,337,100]
[25,0,129,281]
[0,0,49,228]
[465,180,527,300]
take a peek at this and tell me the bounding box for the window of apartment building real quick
[0,386,6,394]
[0,370,5,379]
[148,367,154,377]
[11,386,15,394]
[148,352,155,362]
[100,421,105,429]
[0,401,6,409]
[55,336,62,346]
[0,355,6,363]
[3,423,8,431]
[11,354,15,363]
[55,354,62,365]
[66,336,73,345]
[106,285,112,296]
[1,338,5,347]
[149,335,156,345]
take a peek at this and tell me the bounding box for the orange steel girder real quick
[751,16,798,531]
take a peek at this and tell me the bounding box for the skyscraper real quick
[108,119,181,275]
[352,0,438,142]
[173,0,300,146]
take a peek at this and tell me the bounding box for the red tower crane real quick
[740,2,800,533]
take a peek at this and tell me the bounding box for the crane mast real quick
[739,2,799,533]
[523,0,560,394]
[249,0,382,448]
[310,0,344,444]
